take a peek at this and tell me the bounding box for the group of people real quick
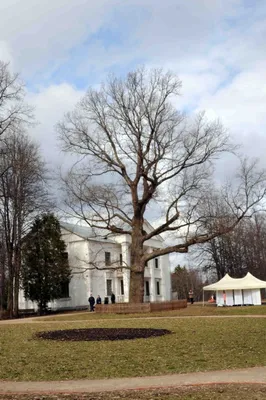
[89,290,196,309]
[189,289,217,304]
[88,293,116,311]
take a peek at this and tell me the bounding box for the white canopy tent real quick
[203,272,266,306]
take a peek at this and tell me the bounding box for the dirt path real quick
[0,367,265,394]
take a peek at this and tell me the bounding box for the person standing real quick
[188,289,194,304]
[96,295,102,305]
[223,291,226,306]
[88,294,95,312]
[111,292,116,304]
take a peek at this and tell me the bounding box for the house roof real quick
[60,221,96,238]
[60,221,117,243]
[203,272,266,291]
[60,219,165,245]
[143,219,164,242]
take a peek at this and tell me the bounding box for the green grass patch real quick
[39,304,266,322]
[0,317,266,381]
[1,385,266,399]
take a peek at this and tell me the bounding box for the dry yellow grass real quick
[38,304,266,322]
[0,316,266,381]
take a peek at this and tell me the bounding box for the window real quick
[119,254,123,266]
[155,258,159,269]
[62,252,68,261]
[105,252,111,266]
[60,280,70,298]
[145,261,148,267]
[145,280,150,296]
[156,280,161,296]
[120,279,124,295]
[106,279,112,296]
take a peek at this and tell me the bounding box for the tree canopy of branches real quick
[58,67,266,303]
[171,265,204,301]
[22,214,71,315]
[0,130,50,317]
[198,213,266,281]
[0,61,32,139]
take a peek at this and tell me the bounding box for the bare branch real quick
[0,61,34,138]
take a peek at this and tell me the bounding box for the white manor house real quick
[19,221,172,311]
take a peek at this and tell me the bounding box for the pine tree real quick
[22,214,71,314]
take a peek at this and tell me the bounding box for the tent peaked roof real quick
[203,272,266,291]
[240,272,266,289]
[203,274,238,291]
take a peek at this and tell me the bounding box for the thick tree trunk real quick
[129,217,145,303]
[129,270,144,303]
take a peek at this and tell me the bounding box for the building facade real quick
[19,221,172,311]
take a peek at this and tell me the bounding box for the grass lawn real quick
[0,317,266,381]
[1,385,266,399]
[38,304,266,321]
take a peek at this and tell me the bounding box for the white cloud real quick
[0,41,14,67]
[27,83,84,167]
[0,0,118,76]
[0,0,245,78]
[197,61,266,161]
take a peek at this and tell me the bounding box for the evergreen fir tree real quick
[22,214,71,314]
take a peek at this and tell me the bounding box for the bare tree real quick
[171,265,204,301]
[197,212,266,281]
[0,129,50,317]
[58,67,266,303]
[0,61,33,139]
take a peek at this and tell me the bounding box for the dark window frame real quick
[106,279,112,296]
[105,251,111,266]
[120,279,124,295]
[156,280,161,296]
[145,280,150,296]
[60,280,70,298]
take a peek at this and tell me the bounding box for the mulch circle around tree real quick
[36,328,172,342]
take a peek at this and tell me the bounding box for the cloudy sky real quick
[1,0,265,169]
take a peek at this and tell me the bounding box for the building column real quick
[121,241,130,302]
[160,273,166,301]
[161,254,171,301]
[86,242,93,294]
[148,248,156,302]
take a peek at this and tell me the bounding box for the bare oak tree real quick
[58,67,266,303]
